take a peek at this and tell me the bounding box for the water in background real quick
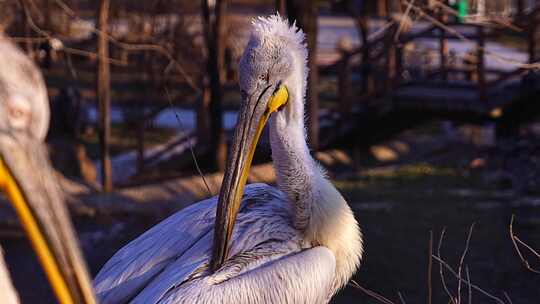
[87,106,239,130]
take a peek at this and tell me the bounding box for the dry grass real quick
[349,216,539,304]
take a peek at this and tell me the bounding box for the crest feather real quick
[250,14,308,63]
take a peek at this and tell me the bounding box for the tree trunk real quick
[276,0,286,15]
[286,0,320,150]
[202,0,228,171]
[377,0,388,17]
[97,0,112,191]
[19,0,33,55]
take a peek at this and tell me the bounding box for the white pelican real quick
[0,34,96,304]
[94,15,363,303]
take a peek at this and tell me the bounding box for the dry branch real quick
[509,215,540,274]
[397,291,406,304]
[437,228,457,304]
[164,87,212,196]
[428,230,433,304]
[457,224,475,304]
[349,280,395,304]
[465,267,471,304]
[431,256,505,304]
[503,292,513,304]
[16,0,201,93]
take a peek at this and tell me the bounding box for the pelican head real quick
[0,35,95,304]
[211,16,310,270]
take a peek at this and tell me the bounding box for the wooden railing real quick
[333,2,540,116]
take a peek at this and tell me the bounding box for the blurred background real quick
[0,0,539,303]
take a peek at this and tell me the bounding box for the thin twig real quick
[397,291,406,304]
[53,0,201,93]
[437,228,457,304]
[503,292,513,304]
[428,230,433,304]
[17,0,202,93]
[465,266,472,304]
[432,255,506,304]
[457,223,475,304]
[394,0,415,42]
[509,215,540,274]
[349,280,395,304]
[164,87,212,197]
[369,20,397,41]
[515,236,540,259]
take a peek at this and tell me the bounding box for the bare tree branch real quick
[397,291,406,304]
[457,223,475,304]
[349,280,395,304]
[432,255,505,304]
[428,230,433,304]
[465,266,472,304]
[503,292,513,304]
[509,215,540,274]
[437,228,457,304]
[17,0,202,93]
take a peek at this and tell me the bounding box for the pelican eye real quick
[6,96,31,131]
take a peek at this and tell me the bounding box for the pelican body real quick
[94,15,363,303]
[0,34,96,303]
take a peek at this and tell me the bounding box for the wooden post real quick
[136,122,145,173]
[337,42,352,120]
[202,0,228,171]
[477,25,486,103]
[377,0,388,17]
[43,0,52,68]
[97,0,112,191]
[516,0,524,20]
[197,75,211,142]
[286,0,320,150]
[528,20,537,64]
[275,0,286,15]
[395,44,403,83]
[19,0,33,55]
[439,7,448,81]
[385,37,396,90]
[356,16,373,95]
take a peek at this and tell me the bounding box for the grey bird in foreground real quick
[0,33,96,304]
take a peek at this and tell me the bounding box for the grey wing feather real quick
[94,189,218,303]
[94,183,300,303]
[159,247,336,304]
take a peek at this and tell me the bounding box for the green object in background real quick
[458,0,468,22]
[450,0,468,23]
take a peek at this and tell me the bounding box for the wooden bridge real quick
[320,4,540,147]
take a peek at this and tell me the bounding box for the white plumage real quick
[94,15,363,304]
[0,248,19,304]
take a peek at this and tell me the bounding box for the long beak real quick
[210,84,288,271]
[0,134,96,304]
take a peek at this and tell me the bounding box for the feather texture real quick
[94,184,336,303]
[94,14,363,304]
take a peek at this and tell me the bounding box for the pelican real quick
[94,15,363,303]
[0,34,96,304]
